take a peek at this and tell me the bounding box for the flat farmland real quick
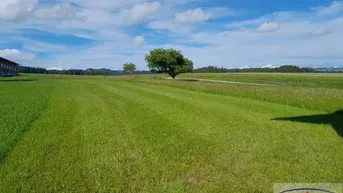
[0,74,342,192]
[178,73,343,89]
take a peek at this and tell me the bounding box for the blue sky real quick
[1,0,343,70]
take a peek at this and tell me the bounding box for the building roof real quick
[0,57,20,66]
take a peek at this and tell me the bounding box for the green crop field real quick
[0,73,343,192]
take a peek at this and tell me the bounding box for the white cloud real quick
[24,10,343,69]
[82,30,131,41]
[35,3,83,21]
[30,17,343,69]
[62,9,125,30]
[2,1,343,69]
[65,0,144,10]
[314,1,343,16]
[148,20,191,33]
[0,49,35,61]
[127,1,161,24]
[228,18,264,28]
[36,1,162,32]
[47,66,70,70]
[256,22,280,32]
[166,15,343,68]
[23,41,74,53]
[239,65,250,69]
[133,36,145,46]
[261,64,278,68]
[227,11,295,29]
[309,29,332,36]
[0,0,37,21]
[163,0,200,5]
[175,8,213,24]
[36,42,152,70]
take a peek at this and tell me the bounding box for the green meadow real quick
[179,72,343,89]
[0,73,342,192]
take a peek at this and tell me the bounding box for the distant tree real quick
[145,48,194,79]
[123,63,136,73]
[276,65,302,72]
[86,68,95,76]
[301,67,314,72]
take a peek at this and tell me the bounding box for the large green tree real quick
[145,48,194,79]
[123,63,136,73]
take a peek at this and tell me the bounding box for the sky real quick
[0,0,343,70]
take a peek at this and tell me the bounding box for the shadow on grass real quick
[0,79,36,82]
[272,110,343,137]
[176,78,199,82]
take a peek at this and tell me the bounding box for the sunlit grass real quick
[113,74,343,112]
[0,78,53,162]
[179,73,343,89]
[0,74,342,192]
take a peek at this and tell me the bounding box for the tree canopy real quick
[123,63,136,72]
[145,48,194,79]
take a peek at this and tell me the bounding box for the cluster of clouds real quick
[128,2,161,24]
[175,8,213,24]
[0,0,37,21]
[1,0,343,69]
[314,1,343,15]
[0,49,35,61]
[0,0,220,25]
[34,2,83,21]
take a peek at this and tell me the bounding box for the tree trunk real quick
[169,72,176,79]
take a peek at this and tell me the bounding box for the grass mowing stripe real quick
[179,73,343,89]
[1,76,343,192]
[95,80,343,191]
[79,80,184,192]
[105,80,323,117]
[0,80,53,163]
[94,81,237,192]
[119,78,343,112]
[106,80,342,143]
[0,80,85,192]
[1,80,184,192]
[96,83,214,192]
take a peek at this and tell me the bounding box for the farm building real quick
[0,57,19,77]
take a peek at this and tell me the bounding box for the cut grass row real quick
[110,75,343,113]
[178,73,343,89]
[0,75,342,192]
[0,79,53,163]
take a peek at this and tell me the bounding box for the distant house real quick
[0,57,19,77]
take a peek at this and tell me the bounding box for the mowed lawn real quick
[0,74,343,192]
[179,72,343,89]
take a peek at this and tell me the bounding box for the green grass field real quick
[0,73,342,192]
[179,73,343,89]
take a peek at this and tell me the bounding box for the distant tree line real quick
[193,66,229,73]
[193,65,316,73]
[19,64,341,76]
[230,65,315,73]
[18,66,153,76]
